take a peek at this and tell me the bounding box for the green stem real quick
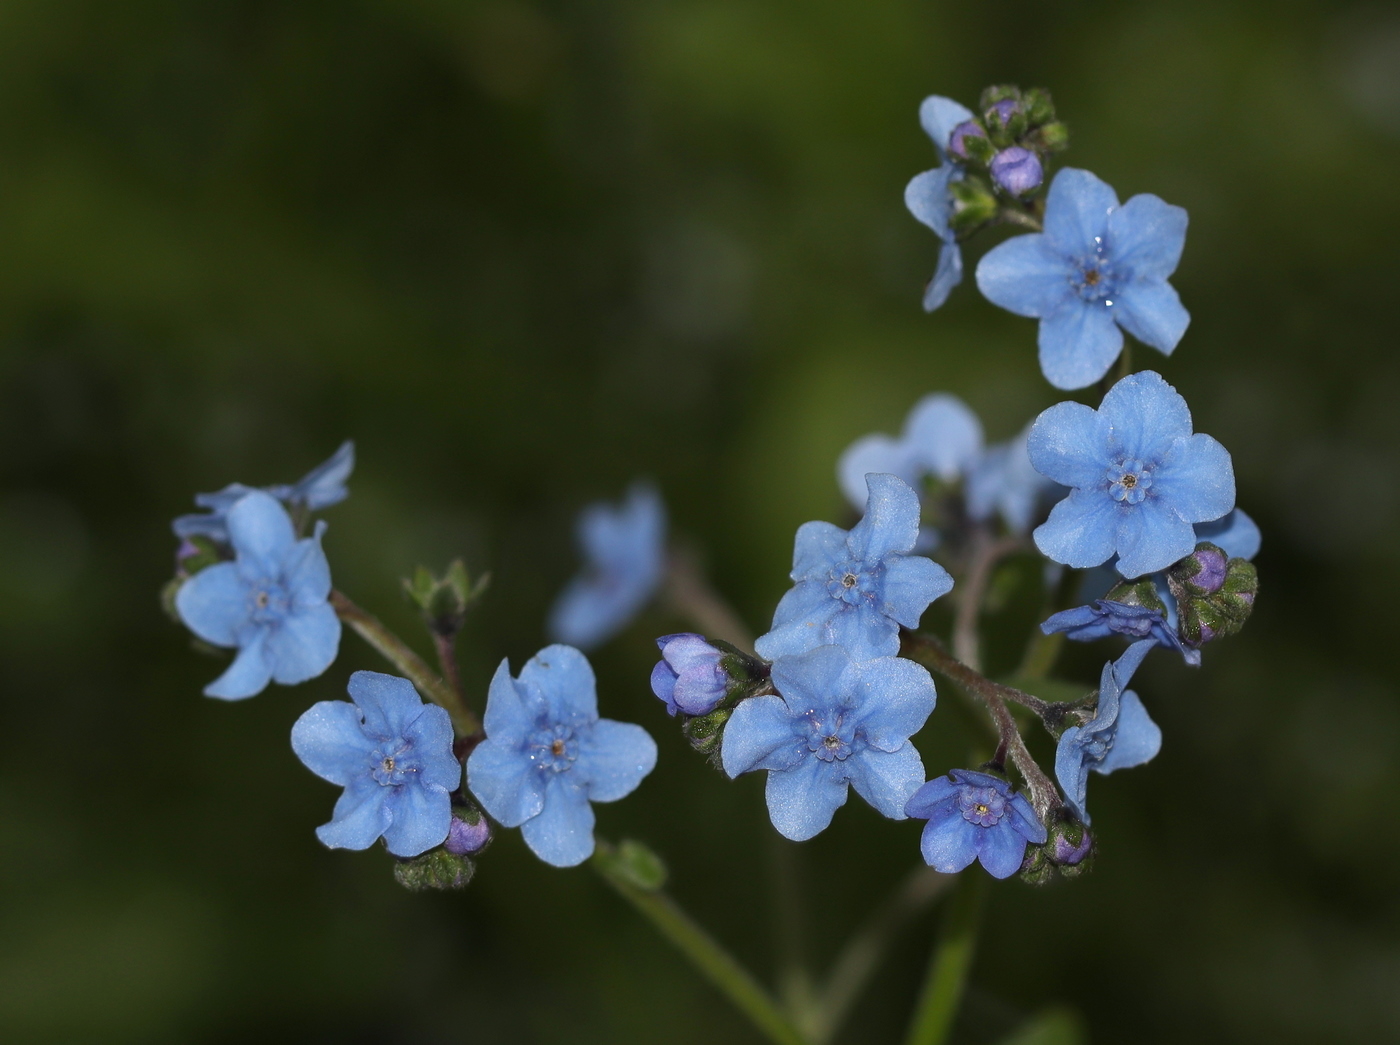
[331,589,481,736]
[664,548,755,650]
[593,851,810,1045]
[902,871,986,1045]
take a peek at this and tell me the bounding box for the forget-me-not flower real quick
[1041,599,1199,666]
[548,484,666,650]
[174,440,355,544]
[964,424,1059,535]
[1027,370,1235,579]
[721,645,935,841]
[1055,639,1161,823]
[837,393,983,511]
[650,633,729,717]
[755,474,954,662]
[175,490,341,699]
[467,644,657,867]
[904,769,1047,879]
[291,670,460,857]
[976,168,1190,390]
[905,95,975,312]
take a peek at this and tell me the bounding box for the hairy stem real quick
[903,871,985,1045]
[432,631,463,700]
[664,547,755,650]
[593,851,811,1045]
[331,590,481,736]
[952,532,1027,672]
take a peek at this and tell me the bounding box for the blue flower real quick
[721,645,935,841]
[650,633,728,717]
[291,671,460,857]
[1028,370,1235,579]
[904,769,1047,879]
[976,168,1190,390]
[905,95,975,312]
[1054,639,1161,823]
[548,484,666,650]
[756,474,954,662]
[173,440,355,543]
[837,393,983,511]
[1040,600,1200,666]
[964,424,1059,535]
[175,490,341,699]
[467,645,657,867]
[1195,508,1261,561]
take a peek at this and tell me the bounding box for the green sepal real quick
[950,177,998,231]
[978,83,1022,111]
[1022,87,1056,126]
[961,130,995,166]
[601,839,668,892]
[1019,844,1055,886]
[393,849,475,891]
[160,577,184,623]
[682,707,732,766]
[1102,576,1169,615]
[402,559,489,636]
[1168,545,1258,648]
[1034,121,1070,152]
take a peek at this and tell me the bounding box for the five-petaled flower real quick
[291,670,461,857]
[976,168,1190,390]
[905,769,1047,879]
[548,484,666,651]
[1027,370,1235,579]
[905,95,975,312]
[721,645,936,841]
[755,473,954,662]
[467,644,657,867]
[1054,639,1161,824]
[175,490,341,699]
[837,393,984,512]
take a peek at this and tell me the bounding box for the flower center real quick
[804,713,855,762]
[529,723,579,773]
[1107,459,1153,505]
[958,786,1006,827]
[249,581,290,623]
[827,560,876,605]
[1072,237,1117,304]
[370,742,411,786]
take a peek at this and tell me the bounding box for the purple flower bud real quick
[1184,546,1229,594]
[990,147,1043,196]
[444,808,492,855]
[947,119,987,159]
[650,633,728,717]
[1051,823,1094,866]
[986,98,1021,128]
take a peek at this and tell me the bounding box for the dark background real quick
[3,1,1399,1042]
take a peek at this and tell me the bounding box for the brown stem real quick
[663,547,755,651]
[432,631,463,700]
[951,531,1027,671]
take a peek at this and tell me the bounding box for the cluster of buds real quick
[1166,543,1258,648]
[946,86,1069,232]
[1020,812,1096,885]
[650,635,773,766]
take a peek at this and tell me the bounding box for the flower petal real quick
[903,394,984,481]
[204,633,273,700]
[721,694,804,777]
[1034,490,1121,569]
[975,234,1071,318]
[1115,280,1190,354]
[580,719,657,802]
[974,821,1029,879]
[286,440,355,511]
[918,808,979,873]
[847,744,925,819]
[1097,370,1193,460]
[923,241,963,312]
[905,166,956,241]
[855,657,937,751]
[483,659,534,740]
[838,436,917,511]
[846,473,922,562]
[265,603,341,686]
[905,775,959,818]
[825,603,901,661]
[466,737,544,827]
[919,95,975,153]
[521,776,596,867]
[348,671,426,739]
[1027,401,1106,489]
[1042,168,1119,256]
[226,491,297,578]
[285,526,332,604]
[754,588,838,660]
[1114,501,1197,579]
[291,700,376,785]
[315,779,392,851]
[1038,300,1123,391]
[765,757,848,841]
[1196,508,1260,561]
[1054,727,1091,823]
[1154,434,1235,524]
[381,780,453,857]
[1107,193,1188,282]
[403,704,461,792]
[791,521,852,579]
[879,554,954,629]
[518,644,598,725]
[175,562,249,647]
[1098,692,1162,774]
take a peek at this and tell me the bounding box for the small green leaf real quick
[612,839,668,891]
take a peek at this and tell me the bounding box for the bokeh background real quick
[3,1,1400,1042]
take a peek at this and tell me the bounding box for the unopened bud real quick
[1168,543,1258,649]
[393,849,475,891]
[990,147,1043,195]
[444,805,492,856]
[948,119,987,160]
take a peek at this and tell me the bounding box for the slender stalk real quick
[331,590,481,736]
[664,547,755,650]
[593,853,810,1045]
[432,631,463,700]
[768,834,817,1034]
[952,532,1026,672]
[903,871,985,1045]
[811,869,955,1045]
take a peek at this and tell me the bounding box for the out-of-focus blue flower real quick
[467,645,657,867]
[1040,599,1200,666]
[965,424,1059,535]
[173,441,355,543]
[837,393,984,510]
[1054,639,1160,823]
[175,491,341,699]
[548,484,666,650]
[905,769,1047,879]
[990,146,1043,195]
[1028,371,1235,578]
[976,168,1190,390]
[650,633,728,717]
[291,671,460,857]
[1195,508,1261,561]
[756,474,954,662]
[905,95,975,312]
[721,645,935,841]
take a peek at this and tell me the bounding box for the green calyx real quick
[1167,544,1259,649]
[1103,576,1170,616]
[403,559,489,636]
[393,849,475,891]
[950,177,998,231]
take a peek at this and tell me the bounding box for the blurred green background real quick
[3,0,1399,1041]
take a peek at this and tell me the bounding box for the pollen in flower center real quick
[370,742,411,786]
[841,572,858,588]
[530,723,579,773]
[958,786,1007,827]
[827,560,876,605]
[1107,459,1153,505]
[804,712,855,762]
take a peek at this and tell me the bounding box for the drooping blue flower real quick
[175,490,341,699]
[1054,639,1161,823]
[976,168,1190,390]
[964,424,1059,535]
[905,95,975,312]
[756,474,954,662]
[547,484,666,650]
[837,393,983,510]
[650,633,728,717]
[1040,599,1200,666]
[467,645,657,867]
[904,769,1047,879]
[173,440,355,543]
[291,671,460,857]
[721,645,935,841]
[1028,370,1235,579]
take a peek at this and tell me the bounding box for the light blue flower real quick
[756,474,954,662]
[1054,639,1161,823]
[175,490,341,699]
[906,95,975,312]
[467,645,657,867]
[548,484,666,650]
[650,633,728,717]
[1028,371,1235,579]
[837,393,983,510]
[965,424,1059,535]
[721,645,935,841]
[1195,508,1261,561]
[173,440,355,543]
[976,168,1190,390]
[291,671,460,857]
[904,769,1046,878]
